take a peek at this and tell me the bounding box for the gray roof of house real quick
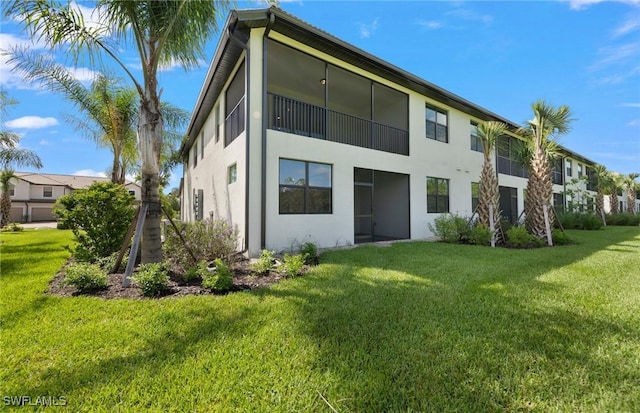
[15,172,140,189]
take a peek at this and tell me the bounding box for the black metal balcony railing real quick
[268,93,409,156]
[225,96,245,147]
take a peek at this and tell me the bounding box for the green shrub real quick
[133,263,170,297]
[300,242,318,264]
[95,251,128,273]
[53,182,135,262]
[184,260,208,282]
[557,212,580,229]
[552,229,573,245]
[0,222,24,232]
[468,224,493,246]
[505,226,544,249]
[428,214,469,243]
[581,214,603,230]
[163,219,239,271]
[202,258,233,292]
[281,254,305,278]
[63,263,107,292]
[606,213,640,226]
[251,250,275,275]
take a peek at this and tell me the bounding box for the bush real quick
[95,251,128,273]
[300,242,318,264]
[63,263,107,292]
[54,182,135,262]
[552,229,573,245]
[281,254,305,278]
[202,258,233,292]
[184,260,208,282]
[163,219,239,271]
[606,213,640,226]
[468,224,493,246]
[581,214,603,230]
[557,212,580,229]
[505,226,544,249]
[428,214,469,243]
[0,222,24,232]
[133,263,169,297]
[251,250,275,275]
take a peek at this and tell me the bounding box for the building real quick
[181,7,608,256]
[5,172,141,223]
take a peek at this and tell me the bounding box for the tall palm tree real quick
[623,172,640,214]
[518,100,573,242]
[592,164,610,218]
[5,0,232,263]
[0,90,43,227]
[476,121,507,238]
[609,172,623,214]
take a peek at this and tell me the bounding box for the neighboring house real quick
[6,172,141,223]
[181,7,607,255]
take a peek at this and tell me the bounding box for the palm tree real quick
[476,121,507,240]
[0,90,43,227]
[592,164,610,219]
[518,100,573,243]
[609,172,623,214]
[623,172,640,214]
[5,0,232,263]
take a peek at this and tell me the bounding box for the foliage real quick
[428,213,470,243]
[552,229,573,245]
[63,262,107,292]
[505,226,544,249]
[95,251,128,274]
[0,222,24,232]
[53,181,135,262]
[251,250,275,275]
[132,263,169,297]
[299,242,318,264]
[184,260,208,283]
[281,254,306,278]
[562,176,595,213]
[468,224,493,246]
[4,227,640,411]
[557,212,603,231]
[163,218,239,271]
[580,214,604,230]
[201,258,233,292]
[606,213,640,226]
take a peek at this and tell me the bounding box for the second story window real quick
[9,184,15,197]
[578,163,583,178]
[566,159,572,178]
[43,186,53,198]
[470,122,482,152]
[426,105,448,143]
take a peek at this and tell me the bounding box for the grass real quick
[1,227,639,411]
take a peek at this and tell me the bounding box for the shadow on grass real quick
[10,227,640,411]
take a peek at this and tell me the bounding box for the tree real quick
[475,121,507,239]
[622,172,640,214]
[591,164,610,218]
[0,90,43,227]
[518,100,573,242]
[609,172,623,214]
[5,0,232,263]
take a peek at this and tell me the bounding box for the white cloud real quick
[5,116,58,129]
[626,119,640,126]
[590,43,639,70]
[612,14,640,38]
[359,18,379,39]
[445,9,494,25]
[620,102,640,108]
[73,169,107,178]
[564,0,640,10]
[39,139,52,146]
[417,20,444,30]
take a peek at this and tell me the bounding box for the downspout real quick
[228,21,251,253]
[261,11,276,250]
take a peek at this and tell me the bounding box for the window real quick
[471,182,479,211]
[228,163,237,185]
[200,131,204,159]
[497,136,528,178]
[43,186,53,198]
[9,184,15,197]
[426,105,448,143]
[553,193,565,213]
[552,158,563,184]
[470,122,482,152]
[427,177,449,213]
[566,159,572,178]
[279,159,332,214]
[193,142,198,167]
[128,190,135,196]
[578,163,583,178]
[225,61,246,146]
[214,104,220,143]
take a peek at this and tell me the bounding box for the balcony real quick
[267,93,409,156]
[225,96,245,147]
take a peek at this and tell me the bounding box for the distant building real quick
[5,172,141,223]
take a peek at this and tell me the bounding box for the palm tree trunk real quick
[627,190,636,214]
[525,150,554,239]
[478,159,500,229]
[138,91,163,264]
[595,189,604,218]
[611,192,619,214]
[0,190,11,228]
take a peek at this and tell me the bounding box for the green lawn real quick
[1,227,639,412]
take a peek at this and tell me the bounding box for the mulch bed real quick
[47,258,296,300]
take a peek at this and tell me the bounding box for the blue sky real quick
[1,0,639,190]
